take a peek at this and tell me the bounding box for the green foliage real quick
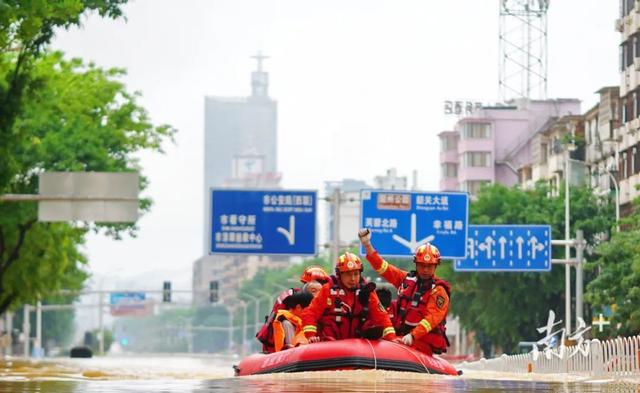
[586,199,640,337]
[450,183,614,354]
[0,1,128,189]
[0,51,175,314]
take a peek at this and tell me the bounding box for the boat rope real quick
[386,340,431,374]
[365,339,377,370]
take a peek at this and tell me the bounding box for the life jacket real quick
[272,309,307,352]
[256,287,300,353]
[394,272,451,353]
[318,276,376,340]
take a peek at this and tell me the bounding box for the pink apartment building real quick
[439,98,581,195]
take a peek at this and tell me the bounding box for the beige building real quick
[615,2,640,215]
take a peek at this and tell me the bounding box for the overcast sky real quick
[52,0,618,289]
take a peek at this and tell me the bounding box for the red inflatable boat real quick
[234,338,459,376]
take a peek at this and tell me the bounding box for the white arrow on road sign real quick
[478,236,495,259]
[276,215,296,245]
[498,236,507,259]
[515,236,524,259]
[392,213,435,252]
[528,236,545,259]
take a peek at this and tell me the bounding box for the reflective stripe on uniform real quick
[419,319,432,332]
[382,327,395,337]
[302,325,317,333]
[376,260,389,274]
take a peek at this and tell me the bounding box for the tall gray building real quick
[203,53,278,254]
[195,54,282,305]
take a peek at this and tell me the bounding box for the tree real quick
[446,183,614,354]
[1,1,128,190]
[0,51,175,314]
[586,199,640,336]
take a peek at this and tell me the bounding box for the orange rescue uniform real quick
[301,279,396,341]
[365,251,450,354]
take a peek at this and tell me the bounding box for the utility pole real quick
[98,292,105,356]
[22,305,30,358]
[575,230,585,324]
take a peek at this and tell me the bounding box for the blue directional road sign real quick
[109,292,147,316]
[359,190,469,259]
[454,225,551,272]
[210,189,317,256]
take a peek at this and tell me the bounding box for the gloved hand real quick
[401,333,414,346]
[358,228,372,246]
[308,335,321,343]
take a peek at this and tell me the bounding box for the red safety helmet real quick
[300,265,329,284]
[414,243,441,265]
[335,252,363,274]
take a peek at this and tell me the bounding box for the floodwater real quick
[0,356,638,392]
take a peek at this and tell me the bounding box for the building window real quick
[441,163,458,178]
[463,151,492,168]
[461,180,490,196]
[440,135,458,151]
[541,143,548,162]
[623,151,628,178]
[633,146,637,174]
[461,123,491,139]
[519,166,532,182]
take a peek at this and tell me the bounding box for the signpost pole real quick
[331,187,341,264]
[564,148,572,335]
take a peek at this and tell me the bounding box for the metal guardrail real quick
[459,336,640,378]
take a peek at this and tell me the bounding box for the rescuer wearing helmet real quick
[358,228,451,355]
[301,252,396,342]
[256,265,330,353]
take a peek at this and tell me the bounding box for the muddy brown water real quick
[0,357,638,392]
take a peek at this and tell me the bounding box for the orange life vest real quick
[272,309,307,352]
[394,272,451,353]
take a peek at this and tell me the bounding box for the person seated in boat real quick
[302,279,323,297]
[301,252,397,343]
[375,286,395,320]
[256,265,329,353]
[273,292,314,352]
[359,228,451,355]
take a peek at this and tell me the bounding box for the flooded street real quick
[0,356,638,392]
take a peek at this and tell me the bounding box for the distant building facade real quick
[438,99,581,196]
[615,3,640,215]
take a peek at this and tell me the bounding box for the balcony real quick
[440,150,459,163]
[547,153,564,174]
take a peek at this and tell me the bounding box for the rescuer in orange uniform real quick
[301,252,397,342]
[358,228,451,355]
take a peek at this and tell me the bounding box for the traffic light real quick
[163,281,171,303]
[209,281,219,303]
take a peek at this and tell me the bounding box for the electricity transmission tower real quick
[499,0,549,101]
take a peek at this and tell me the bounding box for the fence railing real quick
[458,335,640,378]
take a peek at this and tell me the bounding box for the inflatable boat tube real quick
[235,338,459,376]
